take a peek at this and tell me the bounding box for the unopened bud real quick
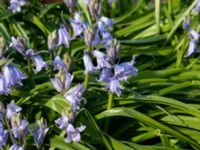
[63,53,75,72]
[64,0,77,13]
[88,0,101,20]
[107,39,121,64]
[0,37,6,59]
[48,30,57,51]
[84,26,95,46]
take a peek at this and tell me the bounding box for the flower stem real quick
[104,93,114,132]
[160,133,170,147]
[27,58,33,76]
[50,51,55,77]
[84,72,90,89]
[107,93,114,110]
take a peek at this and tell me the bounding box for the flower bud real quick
[0,37,6,59]
[48,30,57,51]
[64,0,77,13]
[84,26,95,46]
[107,39,121,64]
[88,0,101,20]
[63,53,75,72]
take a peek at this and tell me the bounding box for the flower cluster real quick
[183,2,200,57]
[0,101,49,149]
[82,1,138,96]
[0,37,27,95]
[10,37,48,73]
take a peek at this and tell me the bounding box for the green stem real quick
[27,58,32,76]
[84,72,90,89]
[160,134,170,147]
[50,51,54,77]
[104,94,114,132]
[168,0,172,16]
[107,93,114,110]
[155,0,161,34]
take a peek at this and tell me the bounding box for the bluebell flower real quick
[185,30,199,57]
[98,20,113,46]
[32,119,49,149]
[10,144,24,150]
[51,73,73,93]
[57,25,71,48]
[0,77,10,95]
[92,30,101,46]
[192,1,200,12]
[6,100,22,119]
[83,51,95,74]
[10,37,26,55]
[25,48,35,57]
[55,112,73,130]
[53,56,67,72]
[114,57,138,81]
[0,123,8,148]
[92,50,112,69]
[99,68,111,83]
[65,124,86,143]
[108,77,122,96]
[8,0,26,13]
[64,84,85,111]
[70,12,83,38]
[64,0,77,13]
[100,16,114,29]
[183,16,190,31]
[33,55,48,73]
[3,65,27,87]
[12,119,29,138]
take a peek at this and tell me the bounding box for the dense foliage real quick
[0,0,200,149]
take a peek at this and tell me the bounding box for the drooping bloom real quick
[51,73,73,93]
[3,65,27,87]
[108,78,123,96]
[32,119,49,149]
[6,100,22,119]
[53,56,67,72]
[12,119,29,138]
[0,124,8,148]
[55,112,73,130]
[83,52,95,74]
[183,16,190,31]
[65,124,86,143]
[8,0,26,13]
[114,57,138,81]
[64,84,85,111]
[9,144,24,150]
[0,77,10,95]
[98,20,113,46]
[57,25,71,48]
[185,29,200,57]
[99,68,111,83]
[33,55,48,73]
[70,12,83,38]
[100,16,114,29]
[92,50,112,69]
[9,37,26,55]
[192,1,200,12]
[64,0,77,13]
